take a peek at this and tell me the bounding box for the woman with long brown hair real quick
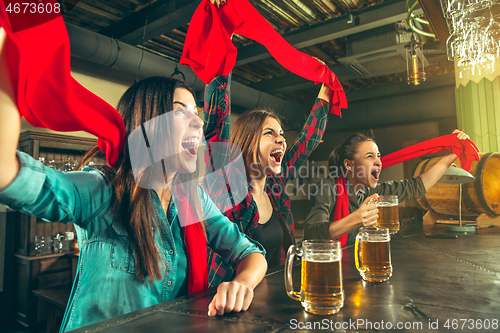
[0,29,266,332]
[204,73,332,284]
[178,0,344,286]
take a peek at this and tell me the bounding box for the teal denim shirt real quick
[0,152,264,332]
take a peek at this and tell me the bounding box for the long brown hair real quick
[80,77,204,281]
[230,109,282,178]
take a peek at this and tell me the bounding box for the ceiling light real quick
[404,34,426,85]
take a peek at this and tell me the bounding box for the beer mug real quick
[285,240,344,315]
[375,195,399,234]
[355,227,392,282]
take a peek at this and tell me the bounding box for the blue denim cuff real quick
[237,236,267,261]
[0,151,46,209]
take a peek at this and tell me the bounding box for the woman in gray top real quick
[304,130,470,244]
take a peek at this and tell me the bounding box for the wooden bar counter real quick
[69,222,500,332]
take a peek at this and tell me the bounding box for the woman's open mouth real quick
[270,148,284,165]
[371,169,380,181]
[181,137,199,158]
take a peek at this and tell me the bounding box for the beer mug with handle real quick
[285,240,344,315]
[375,195,399,234]
[355,227,392,282]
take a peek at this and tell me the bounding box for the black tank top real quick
[252,210,283,268]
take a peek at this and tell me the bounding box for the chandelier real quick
[441,0,500,77]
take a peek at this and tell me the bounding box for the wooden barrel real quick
[412,152,500,217]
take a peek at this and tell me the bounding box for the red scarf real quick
[380,133,480,171]
[173,186,208,294]
[0,2,124,167]
[334,176,350,246]
[180,0,348,117]
[335,134,480,246]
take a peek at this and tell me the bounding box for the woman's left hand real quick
[452,129,469,141]
[208,280,254,316]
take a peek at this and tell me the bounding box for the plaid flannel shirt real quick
[203,74,330,287]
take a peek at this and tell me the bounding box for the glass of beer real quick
[285,240,343,315]
[375,195,399,234]
[355,227,392,282]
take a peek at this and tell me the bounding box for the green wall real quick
[456,77,500,152]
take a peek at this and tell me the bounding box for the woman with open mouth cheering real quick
[303,130,472,246]
[203,71,332,284]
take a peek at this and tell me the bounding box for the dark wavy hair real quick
[328,133,375,176]
[79,76,203,281]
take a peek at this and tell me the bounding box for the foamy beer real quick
[285,240,344,315]
[376,195,399,234]
[355,227,392,282]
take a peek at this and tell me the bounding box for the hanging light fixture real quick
[405,34,426,85]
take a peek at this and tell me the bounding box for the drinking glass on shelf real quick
[53,234,64,254]
[47,160,57,169]
[63,231,75,252]
[63,158,73,171]
[44,236,54,255]
[34,236,42,256]
[38,236,46,256]
[37,157,46,165]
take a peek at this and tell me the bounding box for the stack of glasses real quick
[441,0,500,77]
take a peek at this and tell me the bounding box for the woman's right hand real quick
[209,0,227,7]
[313,58,332,103]
[355,194,379,227]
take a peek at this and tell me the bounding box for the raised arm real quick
[203,74,231,172]
[282,84,331,181]
[0,28,21,191]
[419,130,470,191]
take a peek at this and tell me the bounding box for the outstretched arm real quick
[208,252,267,316]
[203,0,232,168]
[419,130,470,191]
[0,28,21,191]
